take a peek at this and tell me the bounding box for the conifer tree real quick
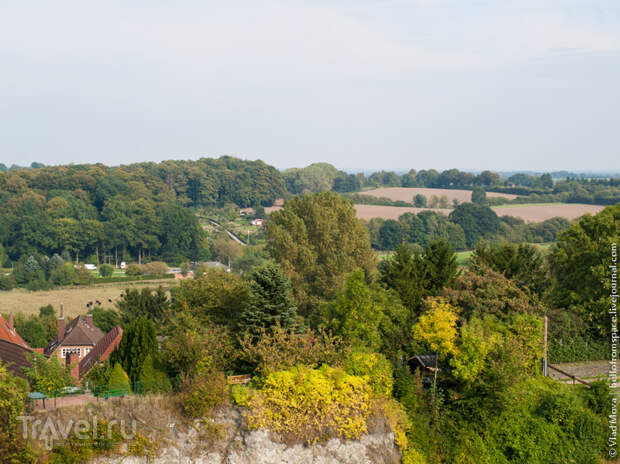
[111,316,157,382]
[107,363,131,394]
[239,263,298,334]
[138,354,172,393]
[422,239,459,294]
[379,243,426,311]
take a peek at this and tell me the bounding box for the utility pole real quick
[542,315,548,376]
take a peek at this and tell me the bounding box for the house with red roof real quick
[0,314,33,379]
[44,310,105,362]
[44,307,123,381]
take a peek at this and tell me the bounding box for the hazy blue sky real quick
[1,1,618,171]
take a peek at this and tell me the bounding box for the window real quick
[61,347,81,359]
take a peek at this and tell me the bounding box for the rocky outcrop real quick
[93,408,401,464]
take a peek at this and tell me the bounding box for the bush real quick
[23,352,74,395]
[0,274,16,290]
[50,263,77,286]
[49,419,124,463]
[182,368,229,418]
[137,355,172,394]
[0,364,37,463]
[345,351,394,398]
[98,264,114,277]
[243,365,372,444]
[239,326,348,376]
[125,263,143,276]
[128,432,160,459]
[107,363,131,395]
[465,378,607,464]
[142,261,168,276]
[74,265,94,285]
[548,336,608,363]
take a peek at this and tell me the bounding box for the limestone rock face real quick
[92,408,400,464]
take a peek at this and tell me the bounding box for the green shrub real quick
[49,419,124,463]
[128,432,160,459]
[138,355,172,394]
[125,263,143,276]
[23,352,74,395]
[142,261,168,275]
[482,378,606,464]
[231,384,251,406]
[0,274,16,290]
[344,351,394,398]
[548,336,608,363]
[240,326,348,376]
[98,264,114,277]
[402,447,427,464]
[182,368,229,418]
[74,265,94,285]
[107,363,131,395]
[0,363,37,463]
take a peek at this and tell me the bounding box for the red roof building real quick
[0,314,33,379]
[79,325,123,378]
[44,312,105,362]
[0,314,31,349]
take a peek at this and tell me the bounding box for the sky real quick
[0,1,619,172]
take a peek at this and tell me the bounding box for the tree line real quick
[283,163,620,205]
[365,204,570,251]
[0,156,286,267]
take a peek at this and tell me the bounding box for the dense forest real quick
[0,157,285,267]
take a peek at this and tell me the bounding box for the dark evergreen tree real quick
[422,239,459,294]
[379,243,427,312]
[111,316,157,382]
[239,263,298,334]
[116,286,169,324]
[471,242,549,297]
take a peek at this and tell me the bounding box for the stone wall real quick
[92,408,401,464]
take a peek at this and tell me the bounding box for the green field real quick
[456,250,473,265]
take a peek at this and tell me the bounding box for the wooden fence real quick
[548,364,592,388]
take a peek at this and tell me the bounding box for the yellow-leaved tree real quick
[412,298,458,359]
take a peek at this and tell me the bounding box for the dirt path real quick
[548,360,609,381]
[203,217,247,245]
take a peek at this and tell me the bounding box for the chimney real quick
[86,314,94,326]
[8,313,14,329]
[57,304,65,342]
[67,352,80,381]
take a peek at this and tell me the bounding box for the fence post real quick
[542,316,548,377]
